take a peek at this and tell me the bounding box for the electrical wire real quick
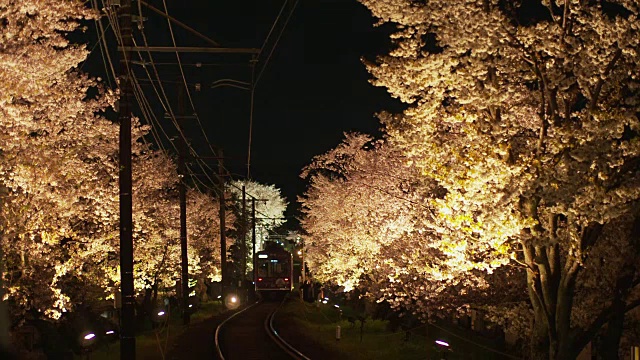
[99,0,284,207]
[160,0,222,161]
[247,0,300,179]
[133,0,240,192]
[98,0,174,153]
[87,2,114,87]
[254,0,299,87]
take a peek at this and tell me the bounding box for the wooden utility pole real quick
[241,185,247,284]
[251,198,256,284]
[177,85,190,325]
[218,151,226,298]
[117,0,135,358]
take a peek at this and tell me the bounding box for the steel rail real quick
[215,296,310,360]
[213,300,260,360]
[264,298,311,360]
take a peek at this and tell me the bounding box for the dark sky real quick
[84,0,402,228]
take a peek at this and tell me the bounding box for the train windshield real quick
[257,258,288,277]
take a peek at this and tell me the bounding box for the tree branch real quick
[587,48,622,120]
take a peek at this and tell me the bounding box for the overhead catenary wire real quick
[247,0,299,179]
[100,0,221,191]
[87,1,114,87]
[128,1,280,191]
[98,0,287,206]
[253,0,299,88]
[98,0,177,153]
[90,3,286,234]
[160,0,222,162]
[92,0,171,153]
[130,1,238,189]
[119,0,221,188]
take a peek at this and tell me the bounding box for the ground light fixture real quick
[80,331,97,348]
[153,308,169,325]
[435,340,450,347]
[224,293,240,310]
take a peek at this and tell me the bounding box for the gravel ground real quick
[165,311,229,360]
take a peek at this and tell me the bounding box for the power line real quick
[86,5,114,87]
[254,0,299,87]
[160,0,220,160]
[98,0,288,211]
[134,1,252,186]
[247,0,299,179]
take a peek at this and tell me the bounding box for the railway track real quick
[214,295,311,360]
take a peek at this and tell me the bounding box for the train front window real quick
[257,258,288,277]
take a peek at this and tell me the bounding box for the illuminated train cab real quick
[255,242,293,295]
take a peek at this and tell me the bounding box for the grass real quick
[279,296,520,360]
[279,298,429,360]
[79,294,520,360]
[78,300,227,360]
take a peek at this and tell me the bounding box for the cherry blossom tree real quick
[0,0,117,322]
[300,133,424,291]
[0,0,226,344]
[569,215,640,358]
[227,179,287,267]
[358,0,640,358]
[301,134,470,306]
[186,187,227,301]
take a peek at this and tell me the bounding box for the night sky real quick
[84,0,403,227]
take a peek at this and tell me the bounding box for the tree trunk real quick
[151,281,158,310]
[598,310,624,360]
[0,233,9,353]
[530,312,549,360]
[525,245,583,360]
[598,263,634,360]
[598,215,640,359]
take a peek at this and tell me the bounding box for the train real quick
[254,241,293,295]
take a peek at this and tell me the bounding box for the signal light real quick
[258,278,263,282]
[284,278,289,282]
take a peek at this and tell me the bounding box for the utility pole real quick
[251,198,256,284]
[177,85,190,325]
[217,150,226,299]
[241,185,247,285]
[117,0,135,358]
